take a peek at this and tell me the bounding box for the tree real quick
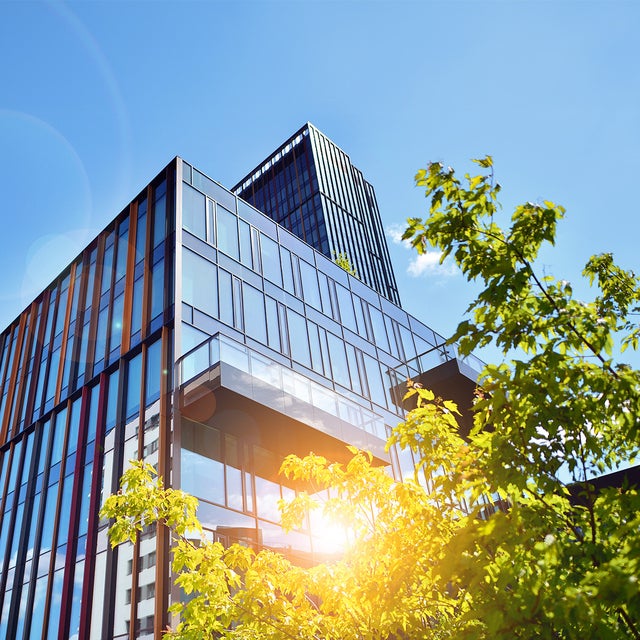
[103,158,640,639]
[333,251,358,277]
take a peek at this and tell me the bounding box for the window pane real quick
[135,199,147,263]
[327,332,350,388]
[300,260,321,309]
[182,183,206,240]
[115,220,129,281]
[218,270,233,327]
[265,297,280,352]
[260,234,282,286]
[242,284,266,344]
[153,190,167,247]
[126,353,142,419]
[145,339,162,405]
[150,260,164,320]
[182,248,217,318]
[336,284,356,332]
[216,205,239,259]
[287,310,310,367]
[239,220,252,268]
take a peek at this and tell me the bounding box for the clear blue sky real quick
[1,0,638,364]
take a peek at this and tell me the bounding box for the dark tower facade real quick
[233,123,401,306]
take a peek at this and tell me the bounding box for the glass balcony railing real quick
[403,343,484,380]
[177,333,387,440]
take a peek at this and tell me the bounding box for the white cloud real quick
[386,224,458,279]
[407,251,457,277]
[386,224,412,249]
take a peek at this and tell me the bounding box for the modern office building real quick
[0,134,478,638]
[233,123,401,306]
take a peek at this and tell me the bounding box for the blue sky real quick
[1,0,638,364]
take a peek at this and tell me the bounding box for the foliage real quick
[103,158,640,639]
[333,251,358,277]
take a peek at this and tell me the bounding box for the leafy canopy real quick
[103,158,640,639]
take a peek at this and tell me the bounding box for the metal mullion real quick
[0,316,27,443]
[65,251,91,395]
[54,270,76,406]
[19,413,55,640]
[140,185,153,342]
[38,399,74,638]
[85,237,107,380]
[155,326,171,638]
[6,422,45,639]
[102,364,125,640]
[20,300,45,431]
[0,441,24,616]
[127,339,148,640]
[57,385,91,638]
[77,373,108,639]
[8,306,37,438]
[120,202,138,357]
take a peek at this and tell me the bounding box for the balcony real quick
[176,333,390,463]
[389,343,483,437]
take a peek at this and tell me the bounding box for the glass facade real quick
[0,148,477,638]
[233,123,401,306]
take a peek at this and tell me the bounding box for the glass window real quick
[66,398,81,456]
[105,369,120,433]
[218,269,233,327]
[353,295,368,338]
[368,305,390,353]
[50,409,67,467]
[115,219,129,282]
[150,259,164,320]
[94,307,109,366]
[54,287,69,337]
[45,348,61,402]
[281,248,294,294]
[100,243,114,295]
[145,340,162,405]
[126,353,143,419]
[299,260,321,309]
[182,248,217,318]
[153,182,167,247]
[335,284,357,332]
[239,220,252,269]
[130,276,144,338]
[318,273,333,318]
[308,322,323,374]
[260,234,282,286]
[254,476,281,522]
[265,297,280,352]
[182,451,224,505]
[242,284,266,344]
[363,353,386,407]
[287,310,310,367]
[216,205,239,259]
[327,333,350,388]
[182,183,206,240]
[84,255,97,312]
[135,199,148,263]
[110,294,125,353]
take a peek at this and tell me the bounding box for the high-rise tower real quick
[233,123,401,305]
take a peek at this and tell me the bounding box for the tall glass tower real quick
[233,123,401,306]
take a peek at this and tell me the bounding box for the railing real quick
[177,333,386,439]
[402,342,484,379]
